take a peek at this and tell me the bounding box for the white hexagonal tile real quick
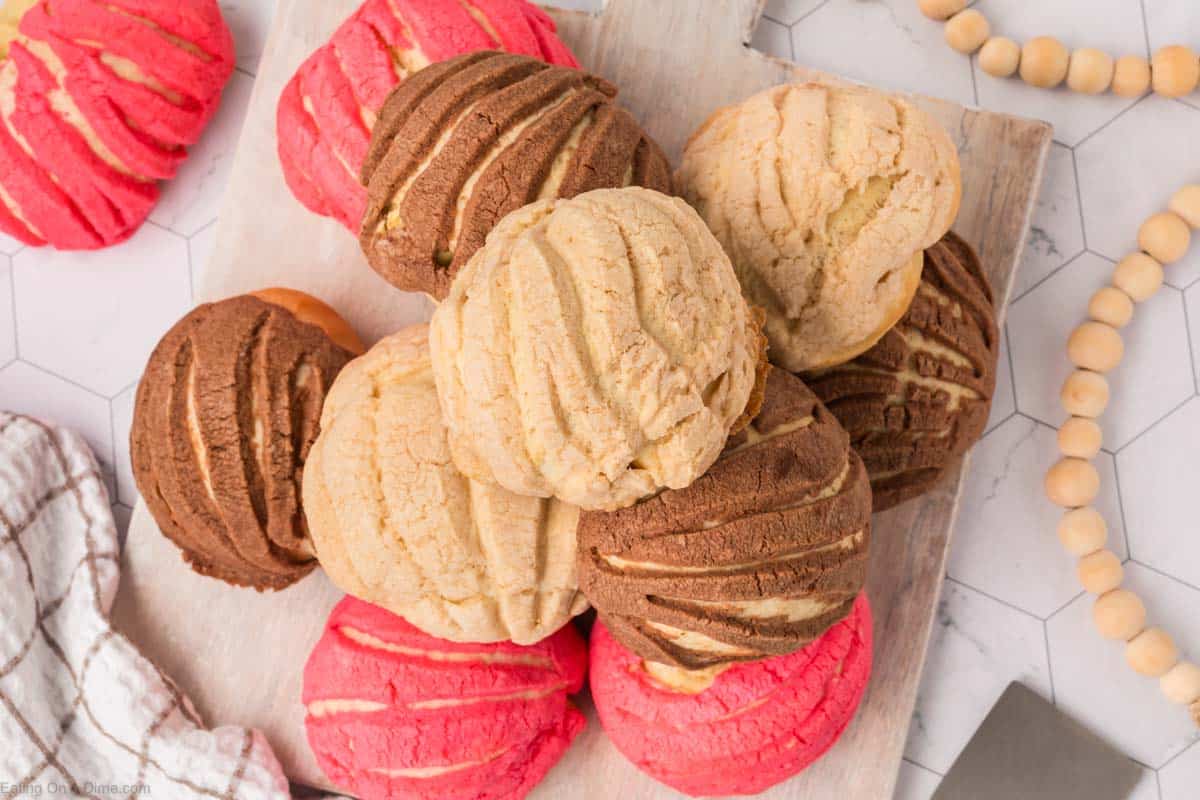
[150,70,255,237]
[1015,143,1084,298]
[1188,283,1200,383]
[189,222,218,298]
[904,579,1053,773]
[1047,562,1200,767]
[220,0,278,75]
[1008,252,1194,450]
[0,231,23,256]
[894,759,941,800]
[750,16,792,59]
[985,326,1015,434]
[763,0,825,26]
[13,225,191,398]
[1119,398,1200,589]
[948,415,1126,618]
[1143,0,1200,53]
[1129,768,1165,800]
[0,256,13,368]
[0,361,113,472]
[110,384,138,508]
[971,0,1146,147]
[789,0,975,106]
[1076,97,1200,289]
[1160,742,1200,800]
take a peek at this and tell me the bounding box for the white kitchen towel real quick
[0,413,291,799]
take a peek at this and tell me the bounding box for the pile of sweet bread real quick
[52,1,1003,798]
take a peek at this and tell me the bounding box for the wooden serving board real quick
[111,1,1052,798]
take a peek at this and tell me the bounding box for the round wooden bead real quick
[1127,628,1178,677]
[1020,37,1070,88]
[1058,507,1107,556]
[1093,589,1146,640]
[1168,185,1200,229]
[1060,370,1109,418]
[1067,48,1114,94]
[1112,253,1164,302]
[1058,417,1103,459]
[1160,662,1200,705]
[1112,55,1152,97]
[1067,322,1124,373]
[1077,549,1123,594]
[945,10,990,55]
[1138,212,1192,264]
[1151,45,1200,98]
[980,37,1021,78]
[919,0,967,21]
[1046,458,1100,508]
[1088,287,1134,328]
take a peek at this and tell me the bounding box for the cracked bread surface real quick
[303,596,587,800]
[577,367,872,669]
[130,294,354,591]
[277,0,578,231]
[360,51,673,299]
[429,186,765,513]
[303,323,588,645]
[0,0,234,249]
[806,231,999,511]
[677,81,961,372]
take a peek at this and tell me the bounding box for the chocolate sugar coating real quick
[577,368,872,669]
[805,231,999,512]
[131,295,353,590]
[360,50,673,299]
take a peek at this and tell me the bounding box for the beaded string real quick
[918,0,1200,97]
[1037,185,1200,728]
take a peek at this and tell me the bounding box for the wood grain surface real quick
[111,1,1052,797]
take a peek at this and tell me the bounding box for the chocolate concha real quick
[360,50,673,299]
[805,231,999,512]
[577,368,872,669]
[131,294,355,590]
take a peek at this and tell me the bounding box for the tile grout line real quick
[1044,588,1087,623]
[1070,147,1089,252]
[1137,0,1151,60]
[1128,558,1200,595]
[1073,92,1149,151]
[944,575,1047,624]
[1181,289,1200,395]
[901,756,944,778]
[1113,394,1196,455]
[11,361,112,404]
[1111,454,1133,561]
[1010,249,1090,305]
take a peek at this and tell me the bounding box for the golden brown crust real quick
[251,288,365,355]
[805,231,999,511]
[577,368,872,669]
[131,294,354,590]
[359,51,673,300]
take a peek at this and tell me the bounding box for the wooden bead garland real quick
[1041,186,1200,727]
[1087,287,1134,329]
[979,37,1021,78]
[919,4,1200,99]
[1067,322,1123,373]
[1020,37,1070,89]
[945,10,989,55]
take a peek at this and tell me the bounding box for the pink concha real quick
[303,596,588,800]
[0,0,234,250]
[590,594,874,798]
[276,0,579,231]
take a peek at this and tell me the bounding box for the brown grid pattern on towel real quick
[0,413,286,800]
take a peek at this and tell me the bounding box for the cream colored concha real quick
[677,81,962,372]
[429,187,766,512]
[303,324,588,645]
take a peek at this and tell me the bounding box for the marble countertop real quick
[1,1,1197,797]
